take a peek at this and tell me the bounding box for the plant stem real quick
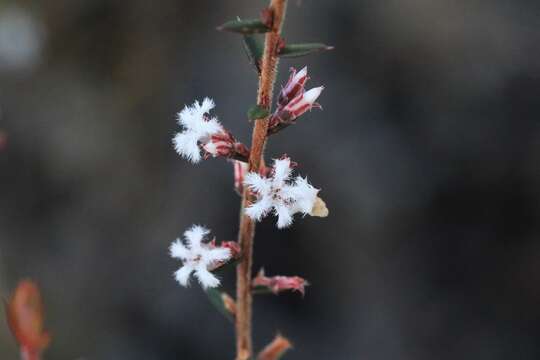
[235,1,288,359]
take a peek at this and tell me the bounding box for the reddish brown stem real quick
[235,1,288,359]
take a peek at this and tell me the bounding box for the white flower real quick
[244,157,319,228]
[173,98,224,163]
[169,225,231,289]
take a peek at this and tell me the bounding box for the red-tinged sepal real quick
[233,160,249,194]
[219,241,242,260]
[252,269,309,296]
[202,130,250,162]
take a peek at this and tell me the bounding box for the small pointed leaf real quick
[217,19,270,34]
[278,43,334,58]
[243,35,264,73]
[205,288,234,323]
[248,105,270,121]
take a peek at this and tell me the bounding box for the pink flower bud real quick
[278,67,308,107]
[252,269,309,296]
[202,132,235,158]
[282,86,323,119]
[202,131,250,162]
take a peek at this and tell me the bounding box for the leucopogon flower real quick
[169,225,231,289]
[244,157,319,228]
[173,98,250,163]
[173,98,224,163]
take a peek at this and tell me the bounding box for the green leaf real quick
[205,288,234,323]
[217,18,270,34]
[278,43,334,58]
[243,35,264,73]
[251,286,273,295]
[247,105,270,121]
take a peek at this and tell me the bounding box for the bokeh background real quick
[1,0,540,359]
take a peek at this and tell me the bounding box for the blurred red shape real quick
[5,280,51,360]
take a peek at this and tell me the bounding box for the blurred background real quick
[1,0,540,359]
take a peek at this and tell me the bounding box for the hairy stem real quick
[235,1,288,359]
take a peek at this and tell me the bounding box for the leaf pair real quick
[219,18,333,72]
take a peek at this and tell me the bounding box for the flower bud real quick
[252,269,309,296]
[202,132,235,158]
[278,67,308,108]
[282,86,323,119]
[202,131,250,162]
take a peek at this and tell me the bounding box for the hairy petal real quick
[244,173,271,195]
[272,157,292,185]
[291,177,319,214]
[169,239,190,259]
[245,196,273,221]
[204,247,231,264]
[275,204,294,228]
[195,265,220,289]
[184,225,209,250]
[173,132,202,163]
[174,266,193,286]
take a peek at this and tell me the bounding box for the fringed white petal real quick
[174,266,193,286]
[272,157,293,185]
[245,196,273,221]
[244,173,271,195]
[195,265,220,289]
[291,177,319,214]
[184,225,209,249]
[191,116,223,137]
[203,247,231,263]
[169,239,191,259]
[275,204,294,228]
[173,132,202,163]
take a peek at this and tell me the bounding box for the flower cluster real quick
[170,67,325,293]
[173,98,249,163]
[268,67,324,134]
[170,225,232,289]
[244,157,319,228]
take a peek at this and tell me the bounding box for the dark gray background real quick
[1,0,540,359]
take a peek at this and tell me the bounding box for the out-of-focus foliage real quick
[1,1,540,359]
